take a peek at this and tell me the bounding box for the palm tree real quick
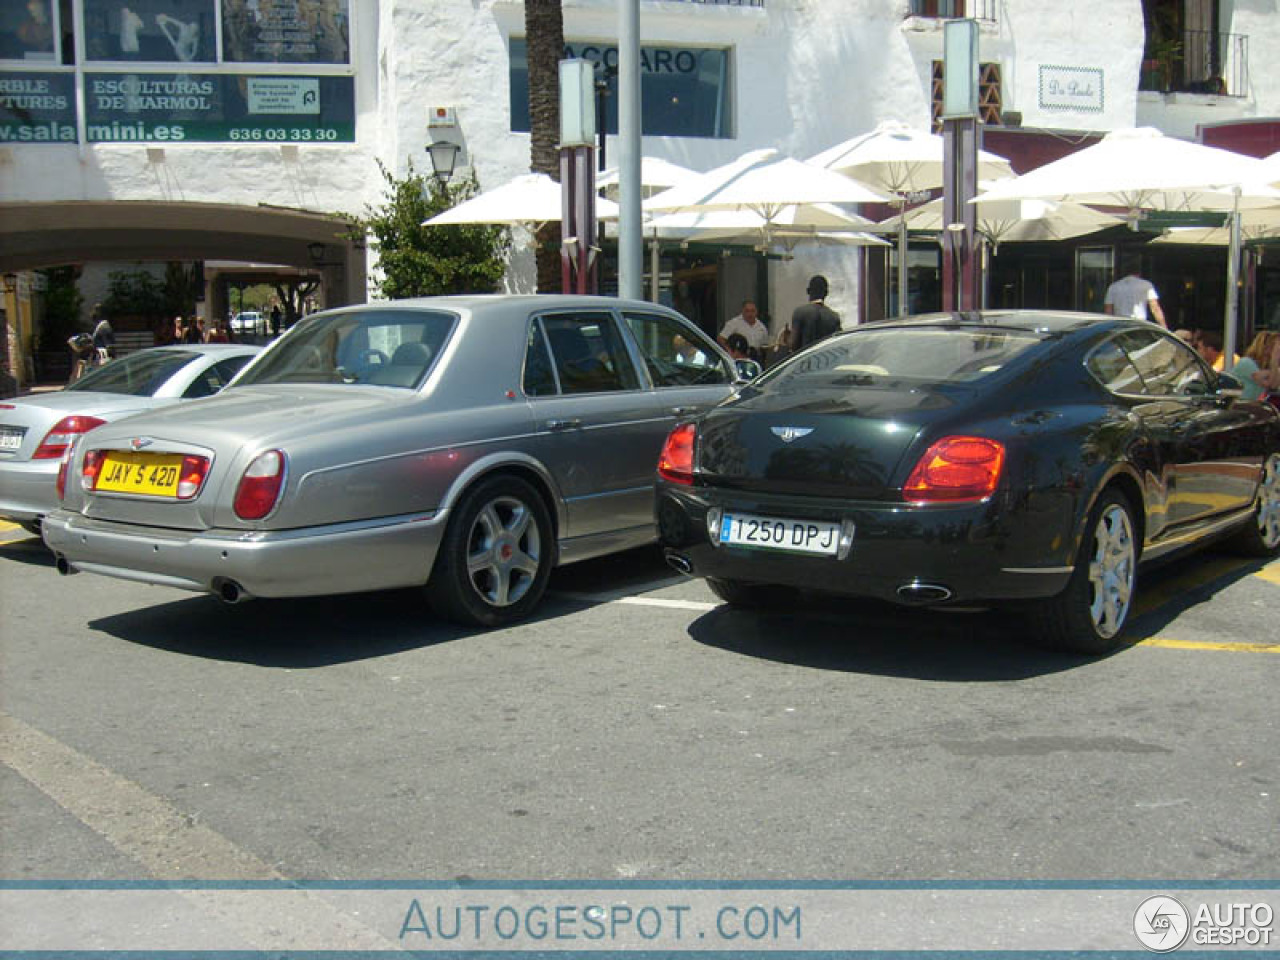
[525,0,564,292]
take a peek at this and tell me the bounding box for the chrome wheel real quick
[1086,503,1135,640]
[465,495,542,608]
[1258,454,1280,549]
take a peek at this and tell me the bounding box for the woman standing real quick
[1233,331,1280,403]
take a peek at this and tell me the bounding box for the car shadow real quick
[1120,546,1276,641]
[87,589,473,668]
[687,595,1110,681]
[0,534,56,568]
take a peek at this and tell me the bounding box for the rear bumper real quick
[0,459,60,525]
[656,484,1074,606]
[41,509,447,599]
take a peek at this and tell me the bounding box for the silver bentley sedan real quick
[42,296,744,626]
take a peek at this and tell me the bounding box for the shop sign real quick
[1038,65,1104,112]
[0,71,77,142]
[84,72,353,141]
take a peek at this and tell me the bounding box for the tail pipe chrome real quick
[212,578,252,604]
[55,555,77,576]
[664,550,694,576]
[896,581,952,605]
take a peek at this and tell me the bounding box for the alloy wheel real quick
[1087,503,1135,639]
[1258,454,1280,550]
[465,495,542,607]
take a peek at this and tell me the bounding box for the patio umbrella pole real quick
[1224,188,1241,372]
[897,200,908,318]
[650,232,660,302]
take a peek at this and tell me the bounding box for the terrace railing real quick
[907,0,997,22]
[1140,29,1247,97]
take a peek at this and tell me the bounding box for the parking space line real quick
[1256,562,1280,586]
[1131,554,1263,618]
[1130,637,1280,654]
[615,596,718,612]
[0,711,282,880]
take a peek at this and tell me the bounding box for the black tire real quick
[1029,489,1138,655]
[426,474,553,628]
[707,577,798,609]
[1226,452,1280,558]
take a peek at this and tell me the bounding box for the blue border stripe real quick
[3,879,1279,890]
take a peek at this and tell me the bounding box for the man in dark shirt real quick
[789,275,841,352]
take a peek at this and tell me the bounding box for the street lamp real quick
[426,140,461,186]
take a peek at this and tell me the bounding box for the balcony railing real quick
[649,0,765,6]
[1140,29,1247,97]
[908,0,997,21]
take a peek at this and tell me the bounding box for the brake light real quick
[903,436,1005,503]
[234,449,286,520]
[56,449,72,500]
[80,449,105,492]
[658,423,697,486]
[177,456,211,500]
[34,416,106,459]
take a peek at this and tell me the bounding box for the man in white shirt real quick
[1104,265,1166,328]
[718,299,770,354]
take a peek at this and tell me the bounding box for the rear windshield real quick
[68,350,199,396]
[236,309,456,389]
[760,327,1043,391]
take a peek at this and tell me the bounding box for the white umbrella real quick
[597,157,697,199]
[899,193,1121,250]
[423,172,619,228]
[1152,206,1280,246]
[808,121,1015,316]
[972,127,1280,365]
[643,148,889,218]
[658,204,886,250]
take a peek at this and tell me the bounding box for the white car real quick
[231,311,263,335]
[0,344,261,535]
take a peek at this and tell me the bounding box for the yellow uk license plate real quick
[96,452,185,497]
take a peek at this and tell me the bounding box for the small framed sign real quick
[1039,65,1104,112]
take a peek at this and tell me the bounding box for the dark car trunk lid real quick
[696,385,973,499]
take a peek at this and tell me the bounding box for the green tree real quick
[36,266,84,349]
[350,160,510,299]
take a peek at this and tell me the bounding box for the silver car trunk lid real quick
[72,386,417,531]
[0,392,158,462]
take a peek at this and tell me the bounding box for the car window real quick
[1114,329,1209,396]
[623,311,731,387]
[68,349,199,396]
[523,320,558,396]
[757,327,1043,393]
[1085,338,1147,395]
[181,354,256,399]
[235,309,455,389]
[539,312,640,395]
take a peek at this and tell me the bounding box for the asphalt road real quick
[1,521,1277,883]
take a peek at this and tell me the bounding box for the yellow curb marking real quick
[1128,636,1280,654]
[1255,562,1280,586]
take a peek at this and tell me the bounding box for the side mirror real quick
[734,358,762,382]
[1214,371,1244,400]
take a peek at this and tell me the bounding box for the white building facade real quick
[2,0,1277,381]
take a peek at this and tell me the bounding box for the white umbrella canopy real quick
[597,157,698,199]
[898,193,1122,248]
[642,148,889,218]
[1152,206,1280,246]
[972,127,1279,212]
[807,120,1015,194]
[423,172,619,228]
[659,204,887,249]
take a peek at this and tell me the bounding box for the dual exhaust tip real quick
[55,557,250,605]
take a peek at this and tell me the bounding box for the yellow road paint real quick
[1255,562,1280,586]
[1131,554,1268,618]
[1128,636,1280,654]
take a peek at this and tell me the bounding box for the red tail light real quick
[79,449,105,492]
[903,436,1005,503]
[658,423,697,486]
[177,456,211,500]
[34,416,106,460]
[56,450,71,500]
[234,449,286,520]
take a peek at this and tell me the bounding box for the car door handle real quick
[546,418,583,431]
[670,406,697,417]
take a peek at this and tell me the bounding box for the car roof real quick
[855,310,1132,336]
[148,343,262,356]
[307,294,683,316]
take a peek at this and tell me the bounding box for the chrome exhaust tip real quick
[664,550,694,576]
[896,582,953,605]
[55,555,77,576]
[212,578,251,604]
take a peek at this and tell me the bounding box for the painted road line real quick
[1130,636,1280,654]
[616,596,718,613]
[1256,562,1280,586]
[0,711,282,880]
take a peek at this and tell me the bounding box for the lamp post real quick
[426,140,461,188]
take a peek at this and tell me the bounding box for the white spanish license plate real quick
[718,512,841,556]
[0,428,24,451]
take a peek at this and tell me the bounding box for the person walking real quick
[788,275,841,353]
[1104,259,1166,328]
[90,305,114,365]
